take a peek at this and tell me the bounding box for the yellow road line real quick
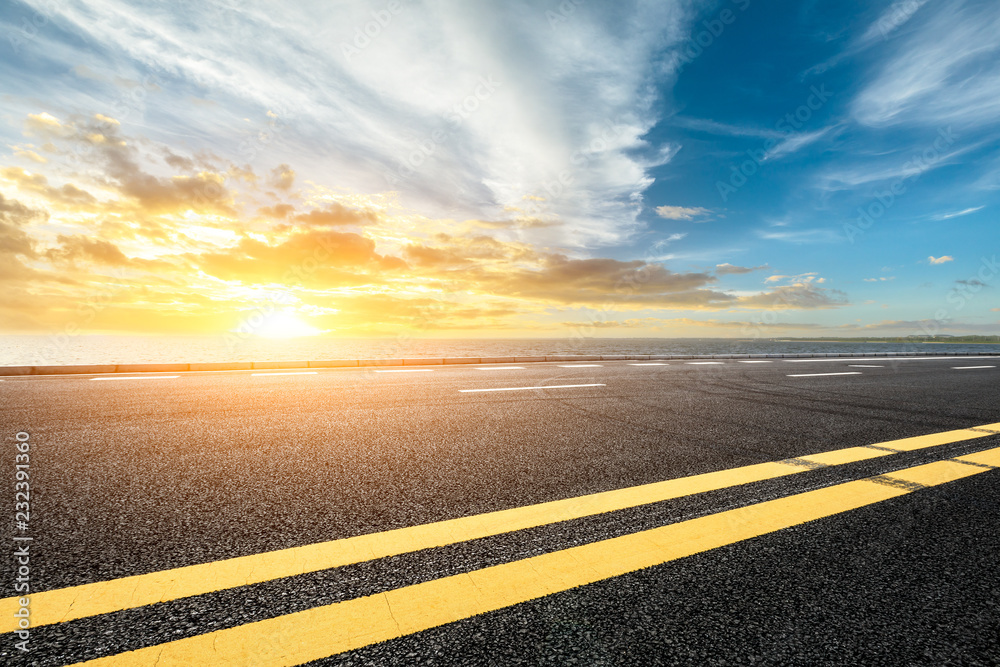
[2,422,997,632]
[70,445,1000,667]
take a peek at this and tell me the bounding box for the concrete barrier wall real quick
[252,360,309,369]
[1,351,997,376]
[32,365,118,375]
[189,362,254,371]
[359,358,404,367]
[307,360,358,368]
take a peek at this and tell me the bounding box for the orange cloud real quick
[0,113,853,336]
[292,203,379,227]
[195,230,406,286]
[0,192,45,258]
[45,235,131,266]
[1,167,99,210]
[269,164,295,190]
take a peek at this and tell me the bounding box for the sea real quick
[2,335,999,367]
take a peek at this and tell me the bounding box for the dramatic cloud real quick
[16,0,697,247]
[4,1,996,338]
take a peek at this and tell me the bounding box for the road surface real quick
[1,356,999,665]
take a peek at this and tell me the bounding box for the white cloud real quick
[813,139,981,193]
[765,272,819,284]
[763,126,834,161]
[928,255,954,264]
[852,2,1000,128]
[857,0,931,45]
[18,0,697,249]
[665,116,784,140]
[758,228,843,244]
[803,0,931,77]
[655,205,711,221]
[931,206,984,220]
[643,232,687,261]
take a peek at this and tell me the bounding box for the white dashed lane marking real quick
[787,372,863,378]
[460,383,606,393]
[251,371,318,376]
[90,376,180,381]
[784,356,992,363]
[374,369,435,373]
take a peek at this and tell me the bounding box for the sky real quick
[0,0,998,339]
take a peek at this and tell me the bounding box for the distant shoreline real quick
[775,339,1000,345]
[4,335,998,367]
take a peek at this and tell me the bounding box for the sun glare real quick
[255,311,323,338]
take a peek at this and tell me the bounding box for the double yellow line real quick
[3,423,997,666]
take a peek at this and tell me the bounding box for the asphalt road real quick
[1,355,999,666]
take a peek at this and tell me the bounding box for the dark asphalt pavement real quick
[1,356,998,665]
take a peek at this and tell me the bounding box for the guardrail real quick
[1,351,998,376]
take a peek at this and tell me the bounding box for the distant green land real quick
[774,336,1000,344]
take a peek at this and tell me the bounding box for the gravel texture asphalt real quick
[1,356,998,665]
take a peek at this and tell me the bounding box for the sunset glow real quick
[1,1,997,339]
[250,311,324,339]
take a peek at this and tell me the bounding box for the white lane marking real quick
[628,363,668,366]
[251,371,318,376]
[374,369,435,373]
[784,356,997,363]
[90,376,180,381]
[737,360,772,364]
[952,366,996,370]
[460,383,606,393]
[849,365,884,368]
[475,366,525,370]
[787,372,863,378]
[557,364,602,367]
[686,361,724,365]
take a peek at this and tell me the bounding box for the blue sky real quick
[632,0,1000,335]
[0,0,997,337]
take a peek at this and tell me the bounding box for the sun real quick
[255,311,323,338]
